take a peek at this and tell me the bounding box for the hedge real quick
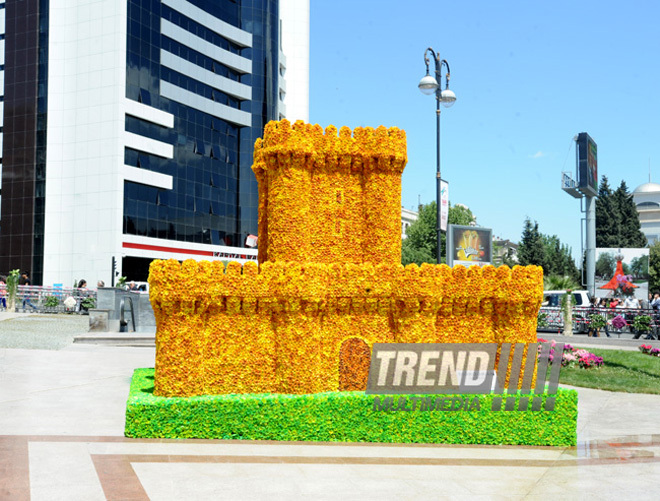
[125,368,577,446]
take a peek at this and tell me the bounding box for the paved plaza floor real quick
[1,313,660,500]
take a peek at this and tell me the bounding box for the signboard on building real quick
[447,225,492,267]
[577,132,598,197]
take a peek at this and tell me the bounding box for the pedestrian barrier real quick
[539,305,659,339]
[0,284,97,314]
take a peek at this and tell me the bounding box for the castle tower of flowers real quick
[148,120,544,397]
[252,120,407,265]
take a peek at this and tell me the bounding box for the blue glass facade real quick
[123,0,279,250]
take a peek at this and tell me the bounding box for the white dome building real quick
[633,182,660,245]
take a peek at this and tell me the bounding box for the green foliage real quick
[596,176,647,248]
[126,368,577,446]
[630,254,649,279]
[595,251,616,278]
[6,269,20,304]
[81,296,96,309]
[650,241,660,292]
[588,314,607,331]
[517,219,546,269]
[595,176,620,248]
[632,315,652,333]
[44,296,60,308]
[518,219,578,279]
[559,348,660,394]
[542,235,579,280]
[537,311,549,327]
[543,275,579,292]
[401,244,435,267]
[116,276,127,289]
[401,201,477,266]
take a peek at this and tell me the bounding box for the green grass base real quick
[125,369,577,446]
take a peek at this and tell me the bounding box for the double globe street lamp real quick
[418,47,456,264]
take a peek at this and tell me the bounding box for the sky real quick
[308,0,660,262]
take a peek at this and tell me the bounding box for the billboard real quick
[595,248,649,299]
[447,225,492,267]
[577,132,598,197]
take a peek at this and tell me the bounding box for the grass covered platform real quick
[125,369,577,446]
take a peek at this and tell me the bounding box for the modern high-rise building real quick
[0,0,309,285]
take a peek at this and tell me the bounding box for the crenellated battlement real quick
[252,119,407,176]
[150,259,542,305]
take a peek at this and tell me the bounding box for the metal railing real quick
[539,305,659,339]
[0,284,97,314]
[119,295,136,332]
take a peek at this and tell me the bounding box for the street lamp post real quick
[418,47,456,264]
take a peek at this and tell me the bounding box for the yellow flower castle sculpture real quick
[149,120,544,397]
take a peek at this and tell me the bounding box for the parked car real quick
[539,290,592,333]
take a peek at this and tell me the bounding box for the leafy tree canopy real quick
[596,176,647,248]
[401,202,476,266]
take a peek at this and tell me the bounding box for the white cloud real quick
[530,151,546,159]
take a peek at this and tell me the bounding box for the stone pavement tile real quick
[525,462,660,500]
[0,436,30,501]
[131,462,479,501]
[0,347,154,436]
[29,442,106,501]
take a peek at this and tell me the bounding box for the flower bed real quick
[639,345,660,357]
[537,338,604,369]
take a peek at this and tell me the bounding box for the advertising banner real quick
[440,180,449,232]
[447,225,492,267]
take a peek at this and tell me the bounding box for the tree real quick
[517,219,547,271]
[595,176,620,248]
[649,242,660,293]
[401,202,436,266]
[401,202,476,266]
[542,234,579,280]
[630,255,649,280]
[596,176,647,248]
[595,251,616,279]
[543,274,579,291]
[613,180,647,247]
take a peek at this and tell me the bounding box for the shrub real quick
[633,315,652,333]
[639,344,660,357]
[44,296,59,308]
[537,339,604,369]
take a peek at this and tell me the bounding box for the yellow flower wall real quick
[150,260,543,397]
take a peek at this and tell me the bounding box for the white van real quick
[539,290,592,333]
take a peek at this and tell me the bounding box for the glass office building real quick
[0,0,309,285]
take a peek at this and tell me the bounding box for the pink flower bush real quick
[639,345,660,357]
[578,353,604,368]
[537,339,604,369]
